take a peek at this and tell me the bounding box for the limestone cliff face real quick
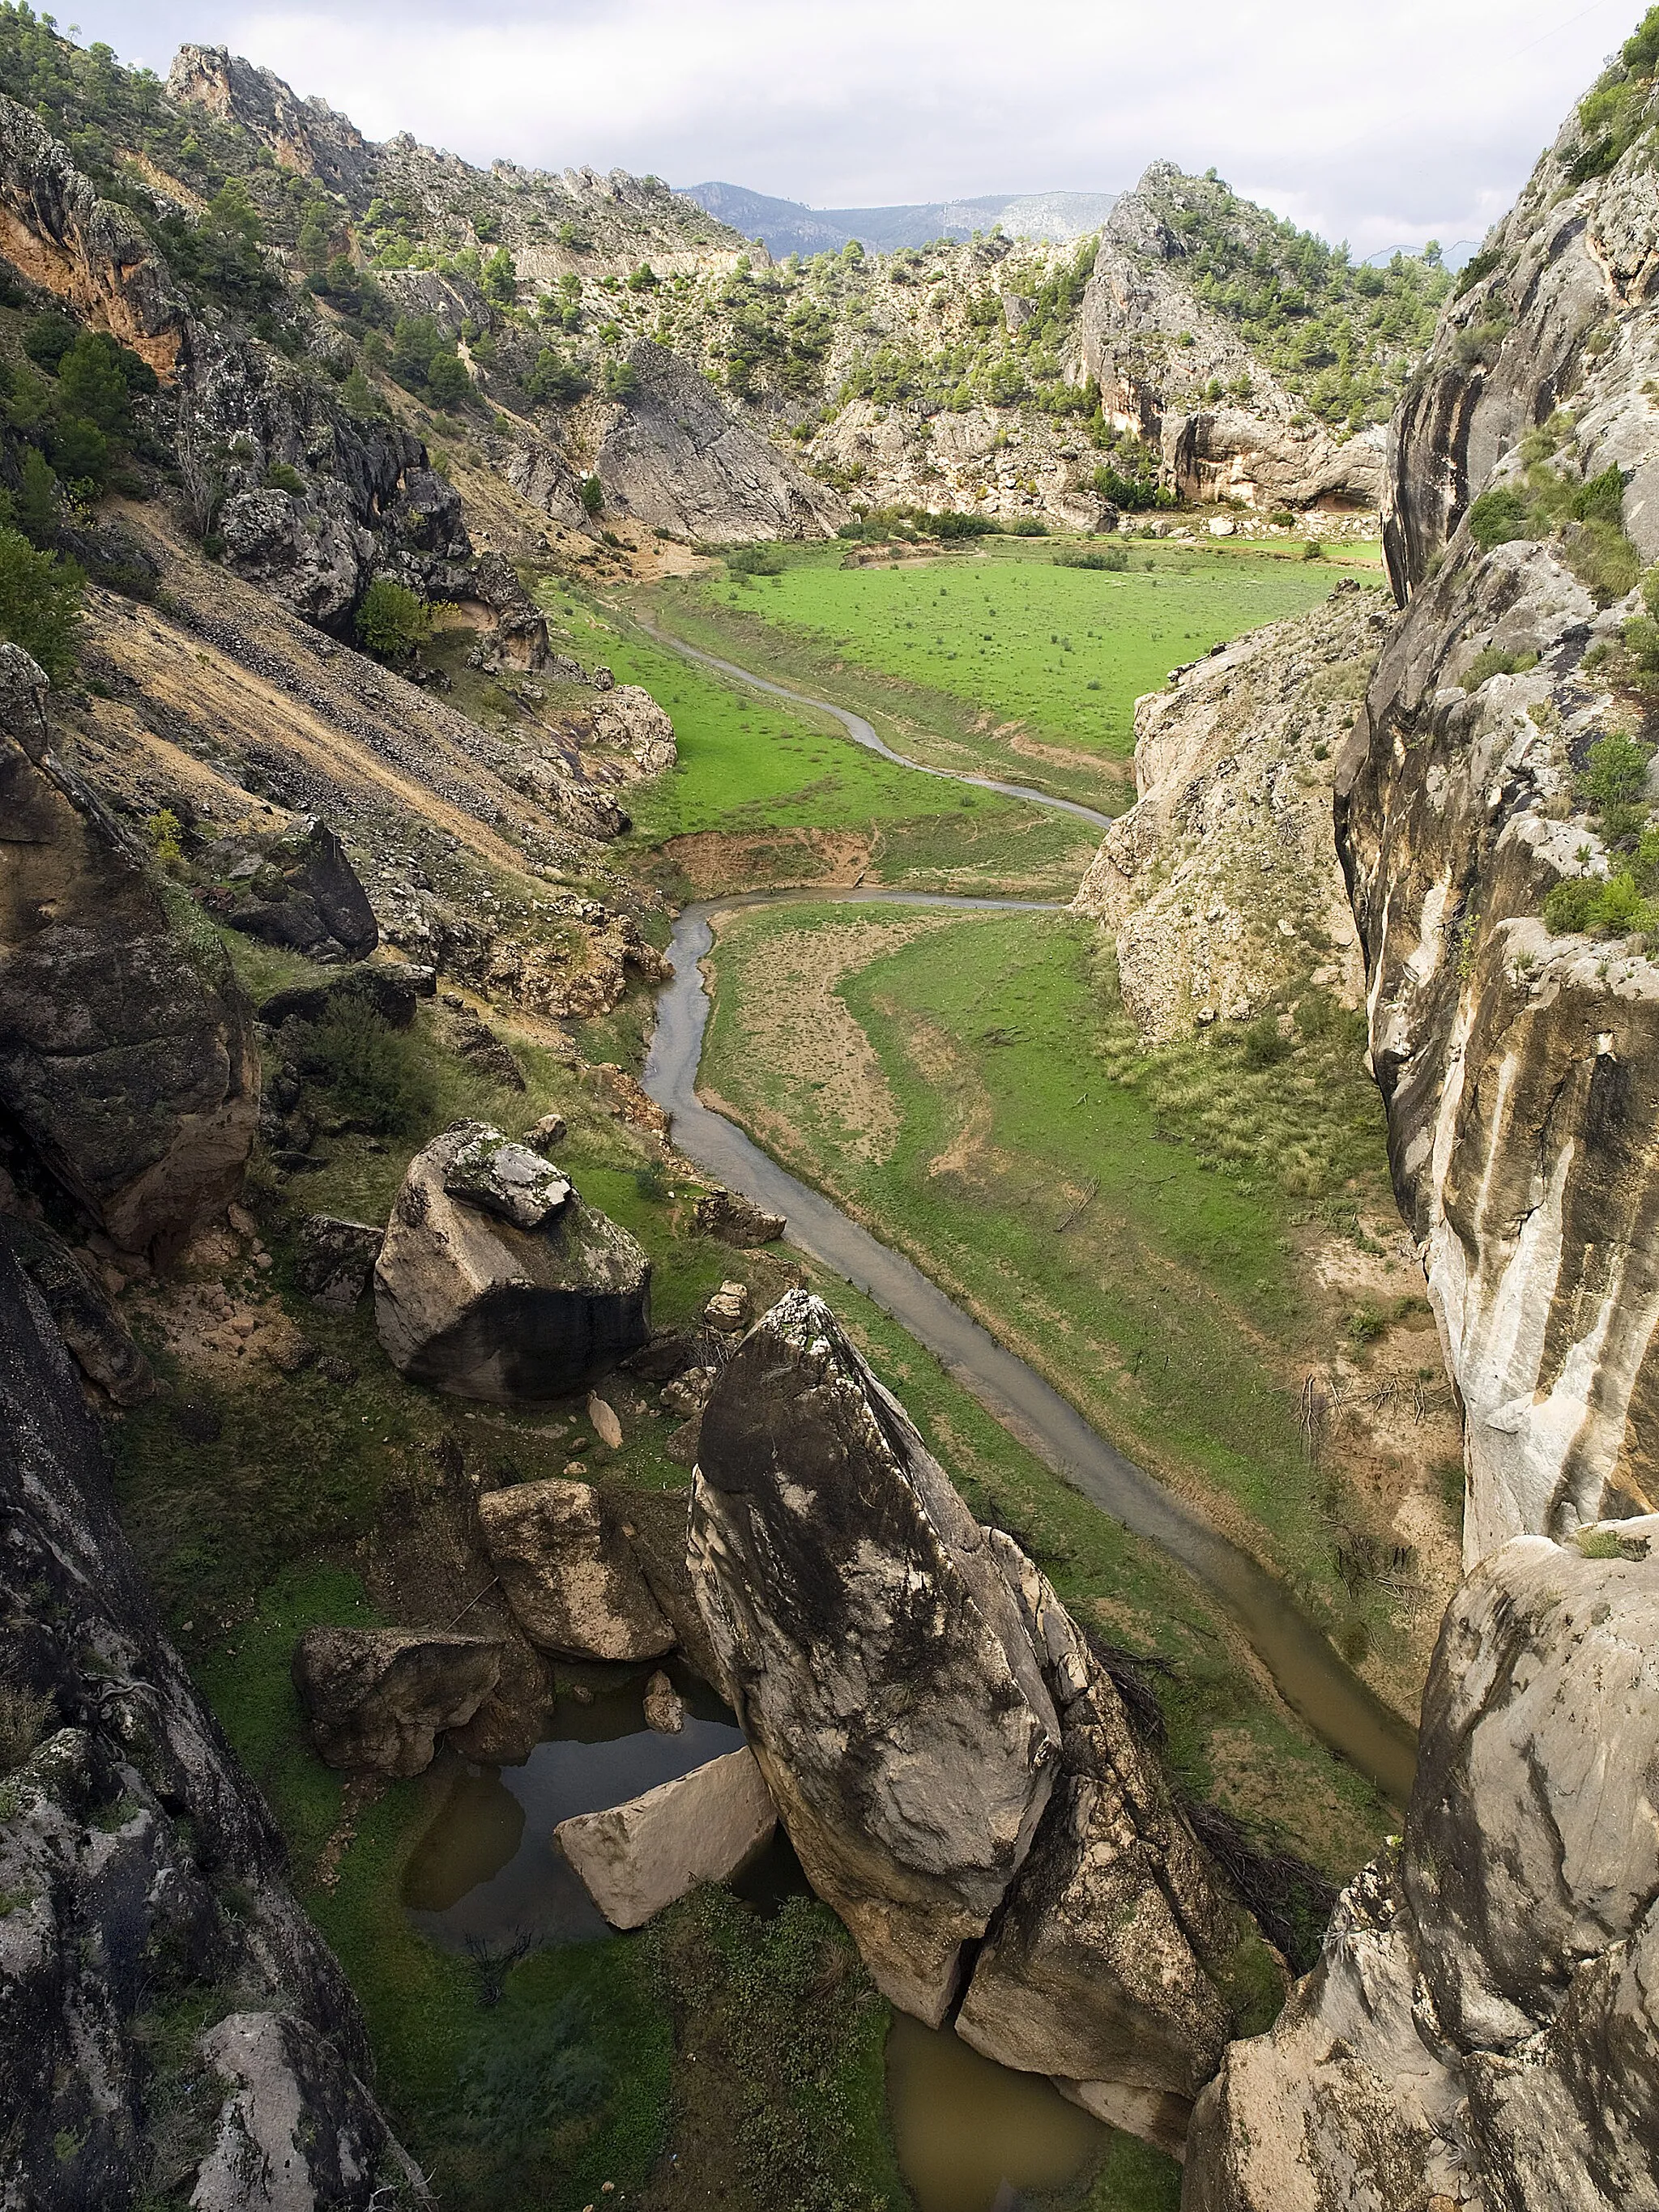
[1339,69,1659,1566]
[1080,165,1384,514]
[165,44,377,196]
[1184,1519,1659,2211]
[0,1220,415,2209]
[1072,582,1383,1039]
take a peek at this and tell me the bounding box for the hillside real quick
[678,181,1121,256]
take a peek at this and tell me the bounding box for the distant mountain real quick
[677,181,1120,258]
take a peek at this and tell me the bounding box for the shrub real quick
[1268,508,1296,529]
[284,996,437,1133]
[1239,1014,1292,1068]
[262,461,305,496]
[1581,729,1651,818]
[0,527,83,680]
[0,1686,53,1774]
[1056,545,1128,570]
[1302,539,1323,560]
[1545,869,1657,936]
[1007,516,1049,536]
[601,359,640,403]
[526,347,589,407]
[580,475,603,517]
[934,509,1000,538]
[13,448,59,544]
[425,351,472,409]
[1463,645,1537,688]
[481,246,518,305]
[339,365,385,420]
[354,578,431,662]
[1467,484,1532,551]
[726,544,786,576]
[22,314,75,372]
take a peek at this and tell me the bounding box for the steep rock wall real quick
[1341,69,1659,1563]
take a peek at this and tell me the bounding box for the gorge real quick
[1,8,1657,2211]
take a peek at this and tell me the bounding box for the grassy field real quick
[538,587,1097,899]
[631,540,1358,812]
[699,899,1444,1745]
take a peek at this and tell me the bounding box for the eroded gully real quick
[636,623,1418,1806]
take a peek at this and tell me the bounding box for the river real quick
[636,624,1418,1807]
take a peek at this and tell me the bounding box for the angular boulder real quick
[1185,1523,1659,2210]
[373,1121,650,1400]
[476,1477,673,1661]
[555,1745,777,1930]
[690,1291,1255,2145]
[695,1186,786,1247]
[291,1626,501,1777]
[689,1289,1064,2025]
[295,1214,383,1312]
[0,646,258,1259]
[442,1127,570,1230]
[221,816,378,962]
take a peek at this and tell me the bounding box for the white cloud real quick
[69,0,1640,254]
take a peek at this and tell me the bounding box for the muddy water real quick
[403,1662,744,1948]
[885,2013,1106,2212]
[642,888,1417,1807]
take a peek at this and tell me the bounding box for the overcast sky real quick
[64,0,1643,256]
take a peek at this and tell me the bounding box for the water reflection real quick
[885,2010,1105,2212]
[403,1661,744,1949]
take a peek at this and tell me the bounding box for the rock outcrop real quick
[1338,52,1659,1562]
[373,1121,650,1400]
[1073,583,1383,1040]
[1080,165,1384,514]
[689,1290,1265,2153]
[555,1745,777,1929]
[476,1477,675,1660]
[0,93,186,377]
[219,816,379,961]
[0,1219,412,2208]
[1185,1519,1659,2210]
[0,647,258,1259]
[296,1214,385,1311]
[291,1626,501,1776]
[582,339,846,543]
[167,45,377,196]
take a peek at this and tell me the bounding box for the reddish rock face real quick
[0,94,186,378]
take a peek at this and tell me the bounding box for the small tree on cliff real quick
[355,579,431,663]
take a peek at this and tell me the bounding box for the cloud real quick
[67,0,1638,255]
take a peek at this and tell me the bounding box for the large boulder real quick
[291,1626,501,1777]
[220,817,378,962]
[0,1217,412,2206]
[373,1121,650,1400]
[1185,1522,1659,2210]
[554,1745,777,1929]
[689,1290,1254,2151]
[476,1477,674,1661]
[0,647,258,1259]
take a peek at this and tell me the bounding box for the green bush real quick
[339,365,386,420]
[580,475,603,517]
[0,526,83,681]
[1056,545,1128,570]
[284,997,437,1134]
[262,461,305,496]
[1006,516,1049,536]
[1463,645,1537,688]
[1468,484,1533,552]
[726,544,786,576]
[13,448,59,544]
[22,314,75,372]
[354,578,432,663]
[526,347,589,407]
[933,509,999,538]
[1544,870,1657,936]
[1581,729,1651,819]
[1239,1014,1292,1068]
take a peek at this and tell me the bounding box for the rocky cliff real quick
[1073,580,1384,1038]
[0,645,258,1260]
[0,1217,416,2210]
[1188,28,1659,2207]
[1078,165,1418,514]
[1338,29,1659,1563]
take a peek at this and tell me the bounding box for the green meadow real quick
[635,540,1358,809]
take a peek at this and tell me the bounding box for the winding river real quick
[637,624,1418,1808]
